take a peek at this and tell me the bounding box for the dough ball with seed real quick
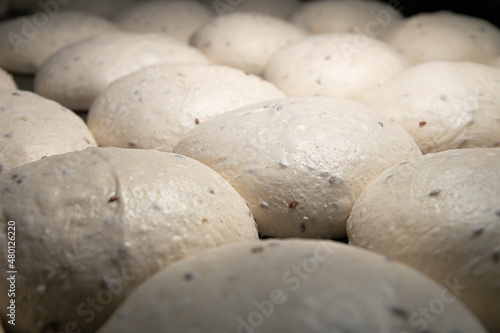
[112,1,214,44]
[98,239,487,333]
[34,32,210,110]
[290,0,402,37]
[362,61,500,153]
[264,33,410,100]
[191,12,307,75]
[380,11,500,64]
[174,96,422,239]
[347,148,500,333]
[0,11,118,74]
[0,68,16,90]
[0,147,258,333]
[88,64,285,151]
[0,90,96,173]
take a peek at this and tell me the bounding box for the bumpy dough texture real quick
[264,33,410,100]
[0,68,16,90]
[98,239,487,333]
[0,11,118,74]
[0,147,258,333]
[34,32,210,110]
[290,0,402,36]
[113,1,214,44]
[362,61,500,154]
[347,148,500,333]
[174,96,422,238]
[191,12,307,75]
[203,0,300,18]
[0,90,96,172]
[380,11,500,64]
[88,64,285,151]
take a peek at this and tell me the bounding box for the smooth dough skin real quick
[347,148,500,333]
[290,0,403,37]
[190,12,308,75]
[88,64,285,151]
[34,32,210,110]
[0,147,258,333]
[98,239,487,333]
[203,0,300,18]
[174,96,422,238]
[0,68,16,90]
[362,61,500,154]
[380,11,500,64]
[31,0,137,17]
[113,1,214,44]
[0,90,96,172]
[0,11,118,74]
[264,33,410,100]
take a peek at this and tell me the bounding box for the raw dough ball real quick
[347,148,500,333]
[191,12,307,75]
[0,89,96,172]
[0,147,258,333]
[0,11,118,74]
[113,1,214,43]
[34,32,210,110]
[362,61,500,153]
[264,33,410,100]
[0,68,16,90]
[204,0,300,18]
[98,239,487,333]
[32,0,137,17]
[290,0,402,37]
[88,64,285,151]
[380,11,500,64]
[174,96,422,238]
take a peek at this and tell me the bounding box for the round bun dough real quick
[34,32,210,110]
[112,1,214,44]
[98,239,487,333]
[0,147,258,333]
[191,12,307,75]
[174,96,422,238]
[0,11,118,74]
[290,0,403,37]
[88,64,285,151]
[0,89,96,173]
[30,0,136,17]
[203,0,300,18]
[347,148,500,333]
[362,61,500,154]
[380,11,500,64]
[264,33,410,100]
[0,68,16,90]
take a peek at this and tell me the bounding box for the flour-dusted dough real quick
[0,147,258,333]
[113,1,214,44]
[98,239,487,333]
[191,12,307,75]
[290,0,402,37]
[264,33,410,100]
[205,0,300,18]
[362,61,500,153]
[0,68,16,90]
[0,90,96,173]
[174,96,422,238]
[380,11,500,64]
[31,0,137,17]
[0,11,118,74]
[88,64,285,151]
[34,32,210,110]
[347,148,500,333]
